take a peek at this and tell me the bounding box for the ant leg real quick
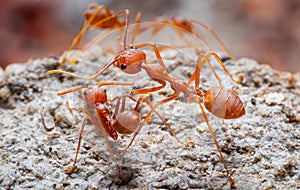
[61,7,129,65]
[120,93,182,154]
[188,53,223,88]
[66,100,74,115]
[66,115,89,174]
[191,97,235,187]
[78,107,122,182]
[204,52,243,84]
[131,79,166,95]
[189,51,242,89]
[109,96,122,120]
[130,12,142,44]
[135,95,190,145]
[151,22,167,37]
[156,44,203,53]
[174,28,203,53]
[132,43,167,69]
[97,81,134,87]
[73,5,113,48]
[124,95,187,146]
[93,9,129,49]
[191,20,235,59]
[144,17,210,53]
[83,29,114,53]
[46,59,118,81]
[60,5,110,65]
[56,82,134,97]
[57,85,90,96]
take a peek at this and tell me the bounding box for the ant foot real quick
[229,177,236,189]
[65,166,77,174]
[116,177,122,185]
[235,74,244,83]
[118,149,127,155]
[185,141,195,148]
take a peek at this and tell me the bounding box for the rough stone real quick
[0,48,299,190]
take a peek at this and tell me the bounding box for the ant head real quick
[171,16,192,33]
[114,49,146,74]
[83,87,107,107]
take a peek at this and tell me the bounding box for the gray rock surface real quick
[0,48,299,189]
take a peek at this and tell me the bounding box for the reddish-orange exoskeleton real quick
[60,4,131,65]
[48,43,244,187]
[56,81,186,183]
[47,6,245,186]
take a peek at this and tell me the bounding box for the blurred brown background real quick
[0,0,299,73]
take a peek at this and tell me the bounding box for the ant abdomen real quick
[203,87,245,119]
[115,110,141,134]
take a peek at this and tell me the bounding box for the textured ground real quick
[0,47,299,189]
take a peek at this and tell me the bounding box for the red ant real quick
[56,81,188,183]
[117,48,244,187]
[47,7,239,85]
[47,43,244,187]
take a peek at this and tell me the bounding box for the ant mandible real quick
[56,81,189,183]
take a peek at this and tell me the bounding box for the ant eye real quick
[83,90,88,96]
[120,64,127,70]
[221,56,231,62]
[104,89,107,93]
